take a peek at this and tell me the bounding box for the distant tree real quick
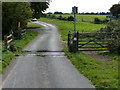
[110,4,120,18]
[106,12,111,15]
[94,18,101,24]
[47,12,53,14]
[80,12,85,15]
[67,16,74,21]
[2,2,33,35]
[64,13,70,15]
[85,12,90,15]
[54,11,63,14]
[90,12,95,15]
[30,2,49,19]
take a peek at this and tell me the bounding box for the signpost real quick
[72,6,78,52]
[72,6,78,33]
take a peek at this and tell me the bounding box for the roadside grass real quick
[98,51,120,61]
[27,23,43,29]
[39,16,118,88]
[14,30,38,50]
[66,52,118,88]
[1,24,40,74]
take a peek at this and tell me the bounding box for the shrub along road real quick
[2,21,94,88]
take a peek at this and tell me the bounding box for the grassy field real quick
[54,14,109,21]
[39,15,118,88]
[1,24,42,74]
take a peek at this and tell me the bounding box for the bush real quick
[94,18,101,24]
[102,19,109,24]
[67,16,74,21]
[106,19,120,54]
[50,15,56,19]
[57,15,67,21]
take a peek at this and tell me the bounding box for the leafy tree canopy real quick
[30,2,49,19]
[2,2,33,35]
[2,2,50,36]
[110,4,120,18]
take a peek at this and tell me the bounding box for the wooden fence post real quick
[68,31,79,53]
[76,32,79,51]
[4,36,8,50]
[3,31,16,51]
[21,29,26,38]
[68,31,71,46]
[72,32,78,53]
[68,31,72,52]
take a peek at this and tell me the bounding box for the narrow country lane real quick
[2,21,95,88]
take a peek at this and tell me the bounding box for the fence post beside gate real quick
[72,32,77,53]
[68,31,72,52]
[76,32,79,51]
[68,31,71,46]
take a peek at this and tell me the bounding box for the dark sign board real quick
[72,6,78,14]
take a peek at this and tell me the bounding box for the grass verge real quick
[27,23,43,29]
[66,52,118,88]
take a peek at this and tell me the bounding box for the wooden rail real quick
[21,29,26,38]
[68,31,114,52]
[3,29,26,51]
[17,29,26,39]
[4,31,13,49]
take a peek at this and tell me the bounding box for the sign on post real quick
[72,6,78,14]
[72,6,78,33]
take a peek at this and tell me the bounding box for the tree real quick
[110,4,120,18]
[30,2,49,19]
[94,18,101,24]
[2,2,33,35]
[47,12,53,14]
[54,11,63,14]
[67,16,74,21]
[106,19,120,54]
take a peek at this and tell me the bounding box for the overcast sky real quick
[45,0,120,13]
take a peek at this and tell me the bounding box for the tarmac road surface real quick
[2,21,95,88]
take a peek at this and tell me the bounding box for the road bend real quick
[2,21,95,88]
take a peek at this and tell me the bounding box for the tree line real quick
[2,2,49,36]
[47,12,111,15]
